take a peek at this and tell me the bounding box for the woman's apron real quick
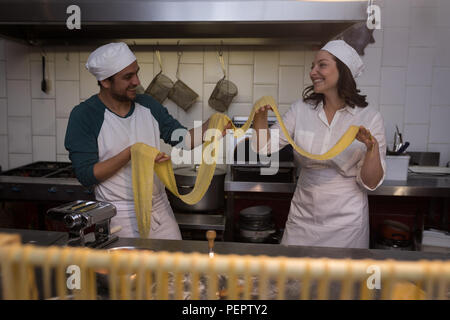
[281,167,369,248]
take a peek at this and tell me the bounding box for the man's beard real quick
[110,87,136,102]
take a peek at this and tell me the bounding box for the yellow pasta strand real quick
[1,240,450,301]
[132,96,360,238]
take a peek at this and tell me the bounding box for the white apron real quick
[281,167,369,248]
[95,102,182,240]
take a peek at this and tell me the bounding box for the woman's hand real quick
[254,104,273,116]
[356,126,377,152]
[154,152,170,163]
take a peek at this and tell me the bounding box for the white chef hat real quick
[86,42,136,81]
[321,40,365,78]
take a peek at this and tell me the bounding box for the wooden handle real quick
[206,230,216,248]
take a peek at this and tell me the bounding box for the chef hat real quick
[86,42,136,81]
[321,40,365,78]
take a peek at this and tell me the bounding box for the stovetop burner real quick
[0,162,75,178]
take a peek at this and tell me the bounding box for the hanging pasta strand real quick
[300,259,312,300]
[277,258,287,300]
[317,259,330,300]
[340,259,354,300]
[207,257,218,300]
[242,257,252,300]
[259,257,269,300]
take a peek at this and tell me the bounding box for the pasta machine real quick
[46,200,118,248]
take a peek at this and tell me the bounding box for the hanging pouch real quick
[168,50,199,111]
[208,51,238,112]
[145,50,174,103]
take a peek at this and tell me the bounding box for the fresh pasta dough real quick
[131,96,360,238]
[0,237,447,300]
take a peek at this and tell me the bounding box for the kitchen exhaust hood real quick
[0,0,368,46]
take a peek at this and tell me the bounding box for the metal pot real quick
[167,166,226,212]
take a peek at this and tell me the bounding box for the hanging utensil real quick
[41,55,47,93]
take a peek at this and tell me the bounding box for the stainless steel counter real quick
[106,238,449,262]
[225,173,450,197]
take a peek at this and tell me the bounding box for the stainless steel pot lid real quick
[239,205,272,217]
[173,166,226,177]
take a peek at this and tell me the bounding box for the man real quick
[65,42,230,239]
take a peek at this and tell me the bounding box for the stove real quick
[0,161,94,202]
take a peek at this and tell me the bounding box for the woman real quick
[252,40,386,248]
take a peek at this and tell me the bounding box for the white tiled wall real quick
[0,0,450,170]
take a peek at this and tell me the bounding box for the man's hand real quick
[154,152,170,163]
[222,120,232,136]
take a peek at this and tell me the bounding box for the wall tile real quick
[229,48,253,65]
[410,7,437,47]
[33,136,56,162]
[79,47,97,63]
[405,86,431,123]
[427,143,450,166]
[8,117,32,153]
[412,0,437,7]
[56,118,69,154]
[359,86,380,111]
[204,50,229,83]
[279,47,304,66]
[404,124,429,151]
[154,51,178,81]
[179,49,203,64]
[79,63,98,99]
[55,81,79,117]
[431,67,450,105]
[177,64,203,101]
[5,41,29,80]
[379,105,404,148]
[437,0,450,27]
[357,47,382,86]
[32,99,56,136]
[229,65,253,103]
[429,106,450,143]
[9,153,32,169]
[29,48,55,62]
[0,61,6,97]
[31,61,55,98]
[162,99,178,121]
[55,52,79,81]
[380,67,406,105]
[254,50,279,84]
[253,85,278,104]
[203,83,217,121]
[137,63,154,91]
[56,154,70,162]
[0,135,8,170]
[434,28,450,67]
[303,49,317,86]
[7,80,31,117]
[0,99,6,135]
[407,48,434,86]
[369,29,383,48]
[134,50,154,63]
[279,66,303,104]
[382,28,410,67]
[177,101,203,129]
[383,0,411,28]
[227,102,253,119]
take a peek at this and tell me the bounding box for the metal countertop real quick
[225,173,450,197]
[106,238,449,262]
